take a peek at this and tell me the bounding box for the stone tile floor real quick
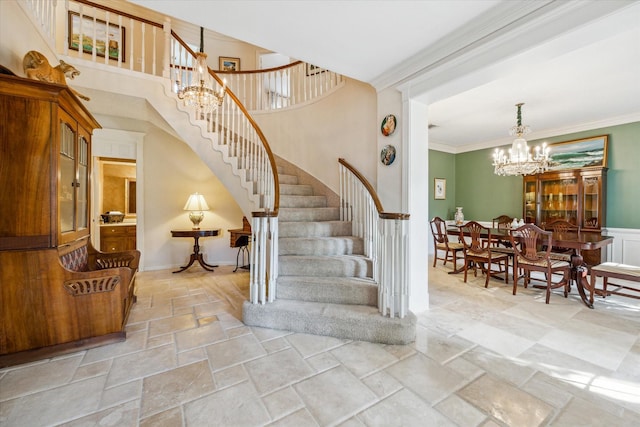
[1,261,639,426]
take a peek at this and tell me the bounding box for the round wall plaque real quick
[380,145,396,166]
[381,114,397,136]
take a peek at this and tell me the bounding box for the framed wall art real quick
[219,56,240,71]
[547,135,608,171]
[68,12,125,61]
[306,63,325,76]
[434,178,446,200]
[381,114,397,136]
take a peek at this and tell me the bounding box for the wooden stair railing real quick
[338,158,410,318]
[170,30,281,303]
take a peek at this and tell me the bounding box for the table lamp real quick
[183,192,210,229]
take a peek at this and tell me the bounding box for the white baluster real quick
[139,23,146,72]
[128,17,134,68]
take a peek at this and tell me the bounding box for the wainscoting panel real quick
[603,227,640,265]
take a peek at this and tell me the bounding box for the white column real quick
[402,96,430,312]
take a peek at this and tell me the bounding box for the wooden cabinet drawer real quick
[101,225,135,237]
[100,225,136,252]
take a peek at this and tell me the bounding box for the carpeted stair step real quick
[278,174,298,185]
[279,236,363,256]
[279,220,352,238]
[279,255,372,277]
[280,195,327,208]
[277,276,377,306]
[242,299,416,345]
[280,207,340,222]
[280,183,313,196]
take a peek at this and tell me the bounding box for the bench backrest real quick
[60,244,89,272]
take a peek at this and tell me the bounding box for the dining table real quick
[447,224,613,308]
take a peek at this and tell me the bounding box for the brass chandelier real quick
[177,27,225,114]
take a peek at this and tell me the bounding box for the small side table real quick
[171,229,220,273]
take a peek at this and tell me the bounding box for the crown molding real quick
[430,112,640,154]
[375,1,634,96]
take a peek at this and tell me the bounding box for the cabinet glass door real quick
[582,176,601,229]
[539,177,579,226]
[59,121,76,233]
[77,134,89,231]
[523,178,537,223]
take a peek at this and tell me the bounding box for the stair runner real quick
[242,166,416,344]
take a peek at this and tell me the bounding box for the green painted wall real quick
[428,150,456,220]
[430,121,639,228]
[532,122,640,229]
[455,150,522,222]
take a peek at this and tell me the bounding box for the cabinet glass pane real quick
[78,136,89,229]
[540,177,578,225]
[583,177,600,228]
[524,180,536,223]
[60,123,76,233]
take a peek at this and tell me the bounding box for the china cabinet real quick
[522,166,606,265]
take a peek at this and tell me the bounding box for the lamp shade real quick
[184,193,210,211]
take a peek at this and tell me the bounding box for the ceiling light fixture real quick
[492,103,550,176]
[177,27,225,115]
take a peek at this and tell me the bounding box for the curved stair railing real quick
[169,31,279,212]
[168,33,281,304]
[21,0,282,297]
[338,159,411,318]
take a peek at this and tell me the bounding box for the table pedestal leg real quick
[571,254,593,309]
[173,236,218,273]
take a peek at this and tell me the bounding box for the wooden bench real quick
[590,262,640,304]
[0,237,140,367]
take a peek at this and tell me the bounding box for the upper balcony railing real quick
[216,62,345,111]
[23,0,344,112]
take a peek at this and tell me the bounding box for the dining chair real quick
[543,219,579,261]
[459,221,509,287]
[509,223,571,304]
[492,215,513,230]
[430,216,464,271]
[488,214,519,281]
[486,214,513,246]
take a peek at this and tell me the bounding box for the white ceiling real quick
[127,0,640,152]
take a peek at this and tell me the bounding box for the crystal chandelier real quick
[177,27,225,115]
[492,103,551,176]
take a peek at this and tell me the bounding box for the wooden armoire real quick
[0,74,139,367]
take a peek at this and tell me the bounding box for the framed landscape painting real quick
[68,12,125,61]
[547,135,608,171]
[219,57,240,71]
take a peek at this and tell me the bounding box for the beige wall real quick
[140,126,245,270]
[376,88,403,211]
[0,1,54,73]
[254,78,378,194]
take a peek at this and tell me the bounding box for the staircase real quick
[242,165,416,345]
[18,0,416,347]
